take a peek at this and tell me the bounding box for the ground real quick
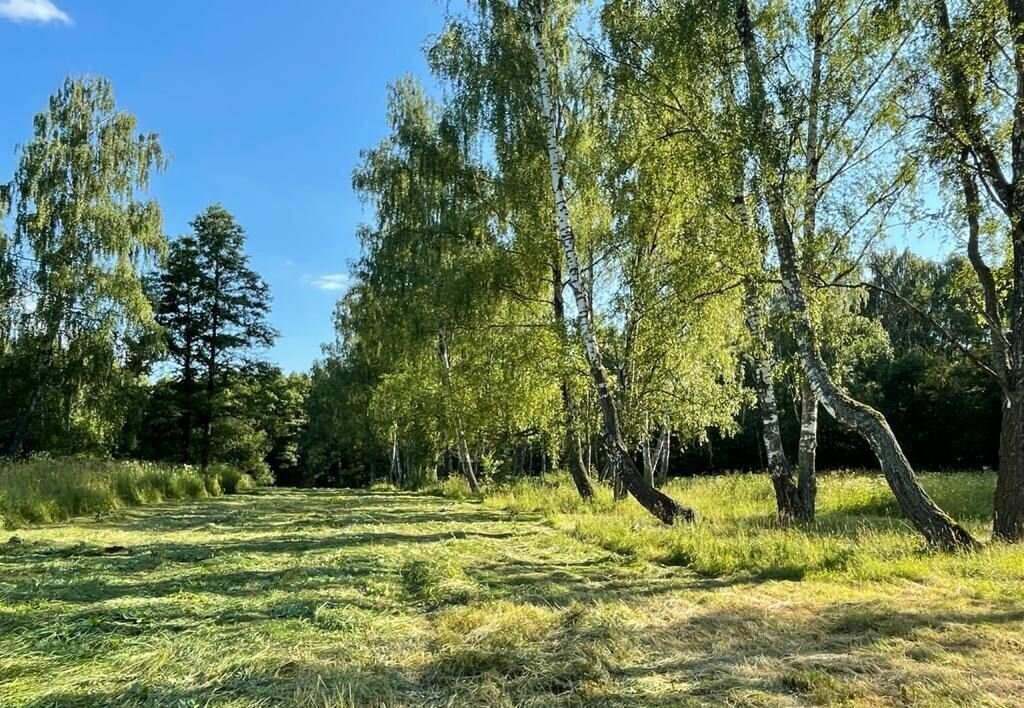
[1,486,1022,707]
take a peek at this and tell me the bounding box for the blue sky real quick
[0,0,450,373]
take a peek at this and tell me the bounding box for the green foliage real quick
[1,76,166,456]
[210,463,256,495]
[149,205,278,470]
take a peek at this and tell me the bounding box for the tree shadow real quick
[4,488,1020,707]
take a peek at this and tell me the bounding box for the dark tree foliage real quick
[149,205,277,473]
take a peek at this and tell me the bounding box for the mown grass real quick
[1,475,1022,706]
[0,458,256,528]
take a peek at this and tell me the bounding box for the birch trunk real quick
[389,426,403,485]
[642,432,655,487]
[735,172,809,520]
[742,279,809,521]
[735,0,975,548]
[655,425,670,487]
[553,261,595,499]
[437,328,481,493]
[797,378,818,520]
[528,7,692,523]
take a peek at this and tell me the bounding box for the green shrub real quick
[213,464,256,495]
[203,473,223,497]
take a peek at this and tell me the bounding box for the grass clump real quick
[400,556,482,607]
[0,458,254,528]
[427,601,616,696]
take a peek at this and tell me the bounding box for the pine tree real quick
[153,205,276,469]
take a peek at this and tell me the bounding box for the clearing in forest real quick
[1,485,1022,707]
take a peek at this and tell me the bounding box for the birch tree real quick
[600,0,802,519]
[5,76,165,457]
[524,1,694,522]
[732,0,976,548]
[352,78,505,493]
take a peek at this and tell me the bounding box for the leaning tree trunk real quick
[437,328,481,494]
[797,379,819,520]
[735,0,975,549]
[772,199,974,548]
[553,261,595,500]
[529,8,692,523]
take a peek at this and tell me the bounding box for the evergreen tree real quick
[152,205,276,469]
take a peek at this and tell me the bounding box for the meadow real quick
[1,470,1022,707]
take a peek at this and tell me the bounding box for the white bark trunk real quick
[526,4,691,523]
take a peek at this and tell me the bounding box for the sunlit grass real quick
[453,471,1024,587]
[1,478,1022,706]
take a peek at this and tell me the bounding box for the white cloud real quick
[0,0,71,24]
[307,273,351,292]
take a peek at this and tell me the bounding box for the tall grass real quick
[440,471,1024,587]
[0,458,256,528]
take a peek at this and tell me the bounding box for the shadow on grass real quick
[3,487,1020,707]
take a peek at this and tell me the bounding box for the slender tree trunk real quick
[736,0,975,549]
[529,8,692,523]
[389,425,402,486]
[561,383,595,499]
[553,262,595,499]
[182,336,194,463]
[657,426,670,487]
[797,378,818,521]
[742,279,808,521]
[200,265,221,473]
[437,328,481,493]
[642,431,655,487]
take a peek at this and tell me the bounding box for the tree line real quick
[305,0,1024,548]
[0,77,304,484]
[2,0,1021,550]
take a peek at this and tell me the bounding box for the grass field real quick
[1,473,1023,706]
